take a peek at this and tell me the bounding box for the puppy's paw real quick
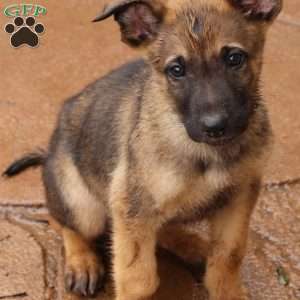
[65,250,105,297]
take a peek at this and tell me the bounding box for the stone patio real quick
[0,0,299,299]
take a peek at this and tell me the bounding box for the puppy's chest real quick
[146,162,231,220]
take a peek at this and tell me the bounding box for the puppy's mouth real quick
[185,128,246,147]
[200,135,238,146]
[184,119,249,147]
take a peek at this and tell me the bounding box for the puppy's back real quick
[48,59,148,181]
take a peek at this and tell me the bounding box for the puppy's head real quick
[94,0,282,146]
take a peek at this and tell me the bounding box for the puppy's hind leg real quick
[44,154,107,297]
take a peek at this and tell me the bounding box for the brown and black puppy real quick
[4,0,282,299]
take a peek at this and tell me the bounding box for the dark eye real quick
[166,59,186,78]
[224,48,247,68]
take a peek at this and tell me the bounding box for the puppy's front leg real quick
[112,211,159,300]
[205,179,261,300]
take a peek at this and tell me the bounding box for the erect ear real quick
[228,0,282,21]
[93,0,168,48]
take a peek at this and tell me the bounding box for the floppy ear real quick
[228,0,282,21]
[93,0,167,48]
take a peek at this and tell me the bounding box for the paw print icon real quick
[5,16,45,48]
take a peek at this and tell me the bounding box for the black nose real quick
[202,114,227,138]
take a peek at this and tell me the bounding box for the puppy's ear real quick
[228,0,282,21]
[93,0,167,48]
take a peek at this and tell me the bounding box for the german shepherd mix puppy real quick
[4,0,282,299]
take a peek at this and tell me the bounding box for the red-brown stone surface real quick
[0,0,299,299]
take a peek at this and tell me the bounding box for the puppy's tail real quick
[2,149,47,178]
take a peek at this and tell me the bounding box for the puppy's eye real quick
[166,59,186,78]
[224,48,247,68]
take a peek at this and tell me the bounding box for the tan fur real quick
[170,0,232,11]
[54,154,106,240]
[204,180,261,300]
[5,0,279,299]
[112,214,159,300]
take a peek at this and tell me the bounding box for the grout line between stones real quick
[0,292,28,299]
[0,203,44,209]
[263,177,300,190]
[278,14,300,28]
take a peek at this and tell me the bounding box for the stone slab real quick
[0,220,45,300]
[263,22,300,183]
[280,0,300,24]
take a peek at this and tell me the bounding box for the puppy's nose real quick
[202,114,227,138]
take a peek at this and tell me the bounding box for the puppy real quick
[4,0,282,299]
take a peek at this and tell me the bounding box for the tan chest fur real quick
[138,155,231,220]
